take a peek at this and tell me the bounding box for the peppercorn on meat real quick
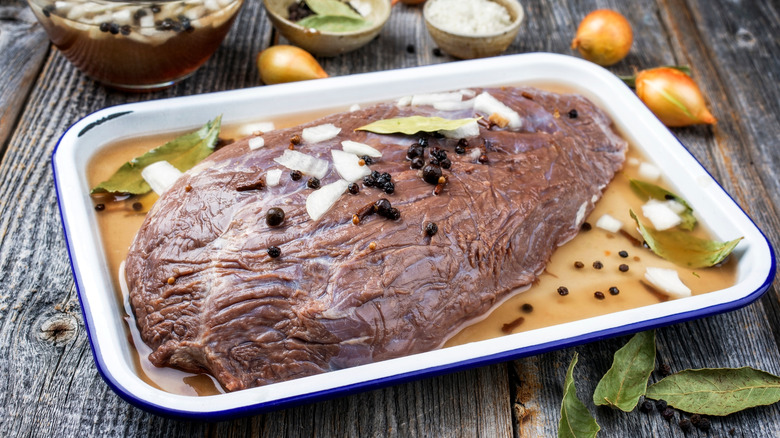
[125,87,627,391]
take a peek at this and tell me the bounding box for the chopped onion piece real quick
[474,92,522,130]
[302,123,341,144]
[638,162,661,181]
[141,161,182,195]
[248,136,265,150]
[459,88,477,98]
[433,98,475,111]
[273,150,329,179]
[396,96,412,107]
[266,168,282,187]
[349,104,361,112]
[664,199,687,214]
[642,199,682,230]
[595,214,623,233]
[468,147,483,161]
[236,121,275,137]
[411,92,464,106]
[627,157,641,166]
[306,179,349,221]
[644,267,691,299]
[441,119,480,139]
[332,149,371,182]
[341,140,382,158]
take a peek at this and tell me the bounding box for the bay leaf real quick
[593,331,656,412]
[296,14,369,32]
[629,210,742,268]
[558,353,601,438]
[356,116,480,135]
[91,116,221,195]
[305,0,363,19]
[630,179,696,230]
[645,367,780,416]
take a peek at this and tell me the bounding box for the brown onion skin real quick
[636,67,716,127]
[257,45,328,85]
[571,9,633,66]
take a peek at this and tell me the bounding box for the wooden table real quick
[1,0,778,436]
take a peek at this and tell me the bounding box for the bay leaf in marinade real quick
[592,330,656,412]
[356,116,479,135]
[645,367,780,416]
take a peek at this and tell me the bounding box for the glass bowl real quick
[27,0,244,91]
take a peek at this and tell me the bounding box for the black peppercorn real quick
[417,137,429,148]
[568,109,578,119]
[659,363,672,376]
[307,177,321,189]
[574,261,584,269]
[120,24,131,35]
[693,416,710,431]
[422,164,443,185]
[383,182,395,194]
[361,155,374,165]
[387,207,401,220]
[407,144,424,159]
[376,172,391,186]
[639,400,654,413]
[455,144,466,155]
[661,407,675,421]
[429,157,440,167]
[99,22,111,32]
[433,47,443,57]
[619,263,630,272]
[655,400,668,411]
[609,286,620,295]
[678,418,692,432]
[406,44,415,54]
[594,291,605,300]
[478,154,489,164]
[132,202,143,211]
[374,198,392,216]
[593,260,603,269]
[151,5,161,13]
[267,246,281,258]
[348,183,360,194]
[290,170,302,181]
[440,158,452,169]
[95,203,105,211]
[619,250,629,258]
[581,222,592,231]
[430,147,447,161]
[521,303,533,313]
[425,222,438,236]
[557,286,569,296]
[363,174,376,187]
[410,157,424,169]
[266,207,285,226]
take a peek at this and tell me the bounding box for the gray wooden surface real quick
[0,0,778,436]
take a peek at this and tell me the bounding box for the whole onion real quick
[635,67,717,127]
[257,45,328,85]
[571,9,633,66]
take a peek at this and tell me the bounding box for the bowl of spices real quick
[26,0,244,91]
[423,0,523,59]
[262,0,391,57]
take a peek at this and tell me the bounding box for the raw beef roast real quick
[125,87,627,391]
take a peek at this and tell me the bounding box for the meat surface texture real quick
[125,87,627,391]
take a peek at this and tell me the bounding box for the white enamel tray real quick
[52,53,775,419]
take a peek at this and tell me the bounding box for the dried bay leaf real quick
[558,353,600,438]
[593,331,656,411]
[645,367,780,416]
[91,116,221,195]
[356,116,480,135]
[296,15,369,32]
[629,179,696,230]
[629,210,742,268]
[305,0,363,19]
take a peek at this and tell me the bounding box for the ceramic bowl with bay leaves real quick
[263,0,391,57]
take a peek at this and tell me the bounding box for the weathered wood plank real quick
[0,1,49,156]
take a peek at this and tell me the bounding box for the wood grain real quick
[0,1,49,156]
[0,0,777,436]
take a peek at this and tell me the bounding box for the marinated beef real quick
[125,87,627,391]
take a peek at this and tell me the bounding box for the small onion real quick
[571,9,633,66]
[257,45,328,85]
[635,67,717,127]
